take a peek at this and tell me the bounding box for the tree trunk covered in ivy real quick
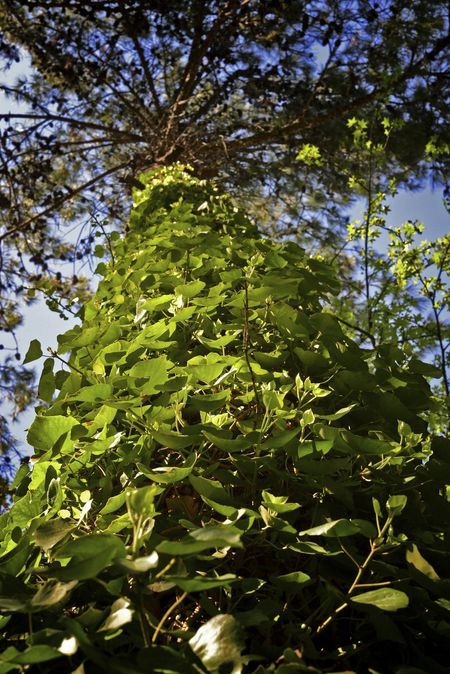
[0,167,449,673]
[0,0,448,462]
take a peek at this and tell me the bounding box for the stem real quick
[154,557,176,580]
[48,349,85,378]
[431,300,450,398]
[242,279,261,413]
[152,592,188,643]
[335,316,376,347]
[364,150,374,333]
[137,601,151,647]
[315,519,392,635]
[412,238,450,401]
[91,213,116,267]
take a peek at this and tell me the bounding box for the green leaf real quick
[372,498,382,518]
[187,353,228,384]
[261,491,300,513]
[90,404,117,430]
[27,415,79,451]
[260,428,300,450]
[99,491,127,515]
[386,495,407,517]
[189,390,231,411]
[189,474,234,506]
[299,519,376,538]
[23,339,43,364]
[317,404,356,421]
[58,326,100,350]
[71,383,114,402]
[341,431,394,455]
[175,280,206,297]
[203,430,253,453]
[351,588,409,612]
[151,429,193,450]
[34,518,74,552]
[8,646,62,665]
[126,485,160,519]
[136,646,197,674]
[196,332,239,351]
[435,598,450,612]
[137,453,196,483]
[127,355,171,393]
[189,614,245,674]
[51,533,126,580]
[294,347,329,371]
[98,597,134,632]
[38,358,56,402]
[30,580,78,610]
[0,595,31,613]
[156,526,242,555]
[270,571,312,590]
[406,544,439,580]
[167,574,237,592]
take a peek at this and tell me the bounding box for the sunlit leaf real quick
[351,588,409,611]
[98,597,134,632]
[189,614,245,674]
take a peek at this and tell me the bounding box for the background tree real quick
[0,0,448,462]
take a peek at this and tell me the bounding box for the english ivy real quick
[0,166,449,673]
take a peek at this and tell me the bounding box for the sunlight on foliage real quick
[0,166,449,672]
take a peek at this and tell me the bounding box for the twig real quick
[152,591,188,643]
[0,161,130,243]
[48,349,85,378]
[315,519,391,635]
[243,279,261,412]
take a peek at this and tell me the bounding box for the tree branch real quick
[0,161,130,242]
[0,113,145,141]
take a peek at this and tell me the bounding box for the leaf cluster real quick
[0,167,449,673]
[0,0,448,459]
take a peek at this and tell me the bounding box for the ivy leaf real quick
[189,614,245,674]
[137,453,196,483]
[23,339,43,364]
[299,519,376,538]
[187,353,228,383]
[50,534,126,580]
[406,544,440,580]
[27,415,80,451]
[128,355,171,393]
[351,588,409,611]
[98,597,134,632]
[38,358,56,402]
[34,518,74,552]
[156,526,242,555]
[386,495,407,517]
[270,571,312,590]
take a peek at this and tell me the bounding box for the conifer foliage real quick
[0,167,449,673]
